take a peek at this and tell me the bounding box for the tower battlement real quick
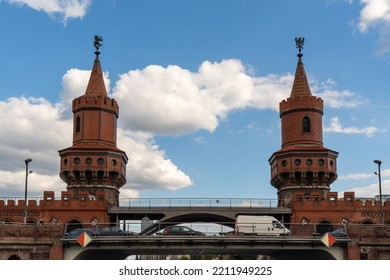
[280,96,323,115]
[73,95,119,117]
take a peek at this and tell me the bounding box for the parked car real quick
[162,225,204,236]
[95,226,136,236]
[65,228,94,237]
[330,227,347,237]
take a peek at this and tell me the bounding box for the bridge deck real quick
[108,206,292,221]
[61,235,350,260]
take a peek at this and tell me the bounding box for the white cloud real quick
[339,169,390,197]
[0,97,71,173]
[0,170,65,198]
[60,68,111,104]
[339,169,390,180]
[112,64,220,135]
[193,136,206,144]
[358,0,390,32]
[112,60,362,136]
[343,180,390,197]
[313,80,364,108]
[351,0,390,54]
[324,116,383,137]
[5,0,91,22]
[117,130,193,191]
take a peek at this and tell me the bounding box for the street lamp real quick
[24,158,32,224]
[373,160,384,225]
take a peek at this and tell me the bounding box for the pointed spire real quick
[290,37,312,98]
[85,35,107,96]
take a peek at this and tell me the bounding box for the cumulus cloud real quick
[339,169,390,197]
[112,60,362,136]
[0,97,71,173]
[343,180,390,197]
[0,170,65,198]
[324,116,383,137]
[60,68,111,104]
[117,130,193,191]
[5,0,91,22]
[350,0,390,54]
[339,169,390,180]
[357,0,390,32]
[313,79,365,108]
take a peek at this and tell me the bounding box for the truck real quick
[235,215,291,236]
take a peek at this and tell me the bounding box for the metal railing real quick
[117,197,279,209]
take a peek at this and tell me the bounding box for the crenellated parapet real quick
[291,191,390,226]
[72,95,119,117]
[280,96,323,116]
[0,191,109,224]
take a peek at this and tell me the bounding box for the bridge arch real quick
[7,254,21,260]
[69,247,338,260]
[141,212,235,235]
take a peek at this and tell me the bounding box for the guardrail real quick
[62,221,389,239]
[117,198,280,209]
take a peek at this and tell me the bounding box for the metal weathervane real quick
[94,35,103,55]
[295,37,304,59]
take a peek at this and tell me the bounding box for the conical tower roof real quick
[290,59,312,98]
[290,38,311,98]
[85,36,107,96]
[84,53,107,96]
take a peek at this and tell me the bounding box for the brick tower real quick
[59,36,128,206]
[269,38,338,207]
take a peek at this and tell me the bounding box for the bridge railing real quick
[61,221,389,240]
[117,198,279,209]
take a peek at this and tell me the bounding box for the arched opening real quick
[66,219,83,233]
[315,220,332,235]
[8,255,21,260]
[361,219,375,225]
[75,116,81,133]
[302,116,311,133]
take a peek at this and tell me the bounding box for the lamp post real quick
[374,160,384,225]
[23,158,32,224]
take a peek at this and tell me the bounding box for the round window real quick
[281,160,287,167]
[294,159,301,166]
[73,157,80,165]
[318,159,325,166]
[111,159,117,166]
[97,158,104,165]
[86,158,92,165]
[306,159,313,166]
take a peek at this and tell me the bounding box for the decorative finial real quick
[295,37,304,59]
[94,35,103,55]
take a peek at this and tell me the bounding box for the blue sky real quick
[0,0,390,200]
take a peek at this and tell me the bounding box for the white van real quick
[235,215,291,236]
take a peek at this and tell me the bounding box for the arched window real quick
[302,117,310,133]
[75,116,81,133]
